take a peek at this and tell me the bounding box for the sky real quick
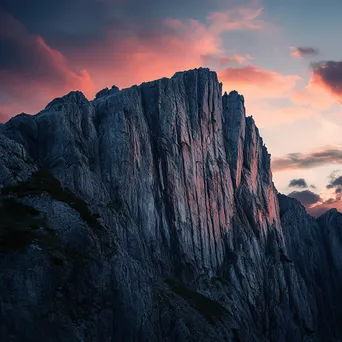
[1,0,342,216]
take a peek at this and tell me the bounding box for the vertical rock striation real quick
[0,68,341,341]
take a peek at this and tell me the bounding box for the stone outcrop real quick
[0,68,341,342]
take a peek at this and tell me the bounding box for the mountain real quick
[0,68,341,342]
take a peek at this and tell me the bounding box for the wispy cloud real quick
[200,54,248,67]
[290,46,319,59]
[272,147,342,172]
[207,7,265,34]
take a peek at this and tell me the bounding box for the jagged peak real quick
[223,90,245,102]
[277,193,308,215]
[5,112,34,128]
[172,67,214,79]
[318,207,341,219]
[223,90,244,101]
[245,115,263,142]
[95,85,120,100]
[45,91,88,110]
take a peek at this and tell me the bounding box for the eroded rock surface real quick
[0,68,341,342]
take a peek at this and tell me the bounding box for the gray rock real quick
[0,68,341,342]
[95,85,120,99]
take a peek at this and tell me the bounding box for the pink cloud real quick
[307,200,342,217]
[44,4,267,93]
[247,102,315,127]
[0,11,94,121]
[272,146,342,172]
[218,65,301,99]
[291,81,336,110]
[65,17,223,91]
[290,61,342,109]
[200,54,248,68]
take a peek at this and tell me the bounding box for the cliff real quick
[0,68,341,341]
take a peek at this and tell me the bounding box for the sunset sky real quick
[1,0,342,215]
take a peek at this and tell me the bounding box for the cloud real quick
[81,17,223,89]
[244,101,315,128]
[286,174,342,216]
[326,171,342,189]
[206,7,265,34]
[272,147,342,172]
[311,61,342,102]
[290,86,336,110]
[288,190,322,206]
[327,176,342,189]
[307,200,342,217]
[58,4,266,89]
[1,0,269,121]
[289,61,342,110]
[0,11,94,121]
[218,65,301,99]
[2,0,263,50]
[290,46,319,59]
[288,178,308,188]
[200,54,247,68]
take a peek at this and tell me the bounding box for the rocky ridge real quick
[0,68,341,342]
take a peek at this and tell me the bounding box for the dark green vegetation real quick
[164,279,228,323]
[0,172,93,267]
[0,198,57,252]
[1,169,101,229]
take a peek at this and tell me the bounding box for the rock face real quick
[0,68,341,342]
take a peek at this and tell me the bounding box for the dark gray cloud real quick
[0,11,94,121]
[0,35,71,86]
[326,175,342,189]
[272,149,342,171]
[311,61,342,100]
[288,190,322,206]
[288,178,308,188]
[293,46,319,57]
[0,0,234,48]
[0,12,91,87]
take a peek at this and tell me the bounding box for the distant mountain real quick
[0,68,341,341]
